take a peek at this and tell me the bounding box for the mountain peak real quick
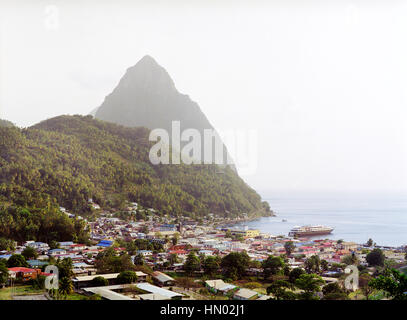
[137,54,158,65]
[95,55,214,131]
[94,57,235,168]
[119,55,175,92]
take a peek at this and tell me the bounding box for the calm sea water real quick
[237,194,407,247]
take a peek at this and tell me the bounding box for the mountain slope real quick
[94,55,231,166]
[0,119,15,127]
[0,115,270,222]
[95,55,213,134]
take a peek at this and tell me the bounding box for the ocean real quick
[235,193,407,247]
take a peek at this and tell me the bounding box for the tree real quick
[0,261,9,287]
[221,252,250,280]
[124,240,137,255]
[133,254,145,266]
[30,274,46,290]
[249,260,262,269]
[56,258,73,279]
[168,254,179,266]
[262,256,285,279]
[95,248,135,273]
[117,271,138,284]
[283,265,291,276]
[49,240,60,250]
[136,211,146,221]
[295,274,325,300]
[284,241,295,256]
[7,254,28,268]
[58,277,74,297]
[198,253,206,265]
[184,252,201,275]
[0,238,15,251]
[304,255,320,274]
[366,248,385,267]
[341,253,358,266]
[289,268,305,284]
[141,225,149,234]
[366,238,374,247]
[369,269,407,300]
[171,235,179,246]
[322,282,348,300]
[359,274,373,300]
[203,256,220,276]
[320,259,329,272]
[175,277,197,290]
[22,246,38,260]
[267,280,296,300]
[91,276,108,287]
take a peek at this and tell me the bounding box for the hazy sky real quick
[1,0,407,196]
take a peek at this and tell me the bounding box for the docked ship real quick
[289,225,333,237]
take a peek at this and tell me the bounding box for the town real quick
[0,200,406,301]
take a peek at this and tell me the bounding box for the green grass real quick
[369,290,386,300]
[65,293,89,300]
[348,290,366,300]
[0,285,44,300]
[253,287,267,295]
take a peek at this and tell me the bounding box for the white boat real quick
[289,225,334,237]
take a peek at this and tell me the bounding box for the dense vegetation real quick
[0,119,14,128]
[0,115,269,242]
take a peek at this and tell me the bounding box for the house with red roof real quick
[8,267,42,282]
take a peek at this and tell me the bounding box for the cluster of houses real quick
[1,204,406,300]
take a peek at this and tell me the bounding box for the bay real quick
[236,193,407,247]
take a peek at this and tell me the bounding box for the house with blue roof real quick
[27,260,49,268]
[48,248,67,256]
[59,241,74,249]
[26,242,49,250]
[97,240,113,247]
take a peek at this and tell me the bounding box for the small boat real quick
[282,219,287,222]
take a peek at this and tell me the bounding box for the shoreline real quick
[212,210,275,228]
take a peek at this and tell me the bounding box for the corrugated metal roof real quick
[136,283,182,298]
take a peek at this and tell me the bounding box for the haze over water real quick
[238,193,407,247]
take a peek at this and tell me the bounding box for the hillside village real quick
[0,201,406,301]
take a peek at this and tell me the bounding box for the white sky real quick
[1,0,407,196]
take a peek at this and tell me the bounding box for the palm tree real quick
[58,277,74,298]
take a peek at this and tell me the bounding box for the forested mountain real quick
[94,55,232,166]
[0,119,14,127]
[0,115,270,242]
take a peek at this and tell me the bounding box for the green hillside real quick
[0,115,270,242]
[0,119,14,128]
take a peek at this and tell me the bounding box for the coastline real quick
[212,209,276,228]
